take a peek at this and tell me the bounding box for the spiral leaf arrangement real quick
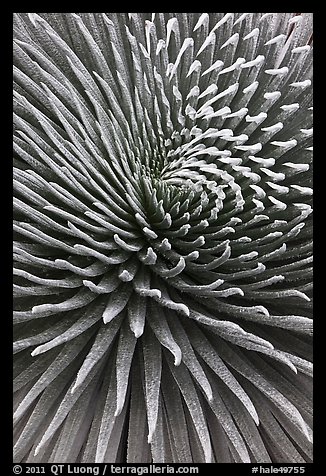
[13,13,313,463]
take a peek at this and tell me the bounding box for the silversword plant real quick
[13,12,313,463]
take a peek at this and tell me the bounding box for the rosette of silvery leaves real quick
[13,12,313,463]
